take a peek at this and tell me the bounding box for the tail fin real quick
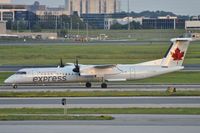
[161,38,192,67]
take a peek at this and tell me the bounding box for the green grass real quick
[0,72,14,84]
[0,108,200,115]
[2,106,200,120]
[0,44,167,65]
[0,42,200,65]
[11,29,184,40]
[69,29,185,40]
[134,72,200,84]
[0,90,200,97]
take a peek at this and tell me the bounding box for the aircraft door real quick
[130,67,135,80]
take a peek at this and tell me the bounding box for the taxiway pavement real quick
[0,97,200,108]
[0,84,200,92]
[0,115,200,133]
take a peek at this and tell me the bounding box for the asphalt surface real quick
[0,115,200,133]
[0,97,200,108]
[0,64,200,72]
[1,84,200,92]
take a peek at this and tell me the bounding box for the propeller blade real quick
[60,58,64,68]
[73,57,80,73]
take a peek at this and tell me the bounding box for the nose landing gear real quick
[12,84,18,89]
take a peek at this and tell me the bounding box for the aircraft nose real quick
[4,77,14,84]
[4,78,11,84]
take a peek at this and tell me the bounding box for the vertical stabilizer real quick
[161,38,192,67]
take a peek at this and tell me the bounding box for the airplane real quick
[4,36,194,89]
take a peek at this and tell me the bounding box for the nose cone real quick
[4,76,14,84]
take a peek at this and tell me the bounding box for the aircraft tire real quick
[13,85,18,89]
[101,83,107,88]
[86,82,92,88]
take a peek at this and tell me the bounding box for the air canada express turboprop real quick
[5,36,193,88]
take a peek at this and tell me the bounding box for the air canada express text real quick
[33,76,67,82]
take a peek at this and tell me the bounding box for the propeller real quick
[59,58,65,68]
[73,57,80,73]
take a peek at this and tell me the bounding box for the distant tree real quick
[110,23,127,29]
[130,21,142,29]
[129,10,176,18]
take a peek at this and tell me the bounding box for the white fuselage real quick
[4,64,183,84]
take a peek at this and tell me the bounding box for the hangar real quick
[185,21,200,30]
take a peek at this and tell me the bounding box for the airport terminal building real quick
[142,16,185,29]
[65,0,120,15]
[0,1,199,30]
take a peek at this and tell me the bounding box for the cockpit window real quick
[16,71,27,75]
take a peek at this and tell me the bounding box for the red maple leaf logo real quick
[171,48,184,61]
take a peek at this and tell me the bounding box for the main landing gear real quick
[85,82,107,88]
[85,82,92,88]
[101,83,107,88]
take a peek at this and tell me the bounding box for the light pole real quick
[55,15,58,33]
[127,0,130,30]
[63,22,66,30]
[86,22,88,41]
[66,23,69,38]
[70,17,72,31]
[67,23,69,33]
[77,23,80,37]
[17,21,19,33]
[11,21,14,31]
[28,21,31,32]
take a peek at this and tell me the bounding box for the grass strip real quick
[0,43,200,65]
[0,91,200,97]
[0,114,113,121]
[0,108,200,115]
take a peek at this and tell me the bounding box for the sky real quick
[12,0,200,16]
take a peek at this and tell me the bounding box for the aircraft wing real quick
[93,64,117,69]
[80,65,121,77]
